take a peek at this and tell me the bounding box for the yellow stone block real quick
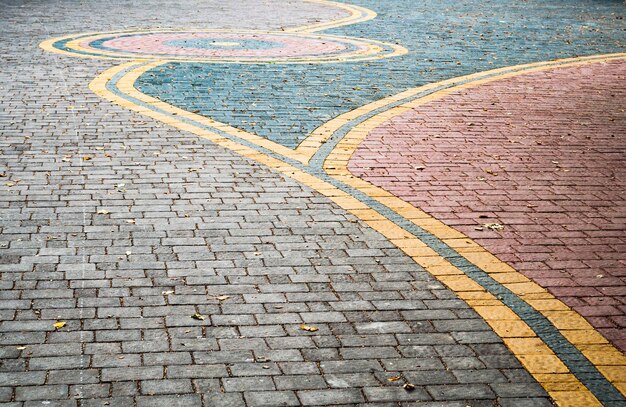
[597,365,626,382]
[364,220,412,240]
[473,305,519,320]
[527,299,571,312]
[456,291,494,301]
[438,276,484,292]
[504,337,551,355]
[518,354,570,374]
[560,329,609,345]
[415,256,449,268]
[550,391,601,407]
[401,246,438,257]
[543,311,593,331]
[349,208,386,221]
[426,264,463,276]
[489,320,536,338]
[491,272,531,284]
[579,345,626,366]
[329,196,369,210]
[505,281,547,295]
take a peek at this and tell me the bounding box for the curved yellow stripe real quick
[90,54,626,407]
[109,61,312,163]
[290,0,377,32]
[322,53,626,403]
[40,0,380,62]
[303,52,626,164]
[42,28,405,64]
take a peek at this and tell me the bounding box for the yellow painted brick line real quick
[433,275,601,405]
[324,53,626,174]
[90,56,626,405]
[44,27,406,65]
[289,0,377,33]
[320,54,626,402]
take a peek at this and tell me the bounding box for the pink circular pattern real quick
[81,31,364,60]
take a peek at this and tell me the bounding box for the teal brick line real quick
[108,61,626,405]
[137,0,626,150]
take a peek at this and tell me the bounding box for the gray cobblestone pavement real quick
[0,0,559,405]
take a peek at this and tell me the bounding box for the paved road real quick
[0,0,624,406]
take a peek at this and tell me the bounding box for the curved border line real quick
[39,0,377,59]
[65,30,404,63]
[90,54,626,406]
[289,0,377,33]
[113,60,312,163]
[322,53,626,398]
[41,28,406,64]
[304,52,626,165]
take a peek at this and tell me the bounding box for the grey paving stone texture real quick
[0,0,552,405]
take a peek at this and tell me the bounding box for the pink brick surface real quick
[348,59,626,351]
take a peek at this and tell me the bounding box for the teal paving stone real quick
[135,0,626,148]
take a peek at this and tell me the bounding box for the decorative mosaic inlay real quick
[49,30,405,63]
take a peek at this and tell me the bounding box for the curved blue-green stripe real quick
[107,61,626,406]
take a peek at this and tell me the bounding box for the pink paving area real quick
[92,32,353,58]
[348,59,626,352]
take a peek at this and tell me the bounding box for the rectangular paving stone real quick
[244,391,300,407]
[136,394,202,407]
[275,375,327,390]
[203,392,245,406]
[140,379,193,395]
[101,367,164,382]
[300,311,347,323]
[319,360,383,374]
[166,365,228,379]
[363,386,431,402]
[355,321,412,334]
[427,384,495,400]
[48,369,100,385]
[70,384,111,399]
[324,373,381,389]
[15,385,68,401]
[229,363,281,376]
[298,389,365,405]
[0,372,46,386]
[223,376,275,392]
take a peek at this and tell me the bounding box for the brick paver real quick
[348,59,626,351]
[1,0,624,405]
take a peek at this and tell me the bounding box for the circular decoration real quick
[48,30,406,63]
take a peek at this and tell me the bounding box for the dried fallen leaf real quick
[126,219,136,224]
[485,169,498,176]
[97,210,111,215]
[5,183,15,187]
[162,290,174,295]
[299,325,319,332]
[16,346,26,350]
[403,383,416,391]
[215,295,230,301]
[387,376,402,381]
[482,223,504,231]
[191,313,205,321]
[53,321,66,329]
[83,156,92,161]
